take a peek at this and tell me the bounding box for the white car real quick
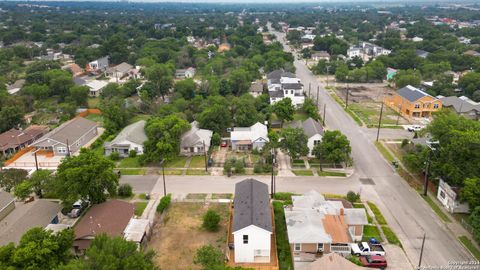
[407,125,423,132]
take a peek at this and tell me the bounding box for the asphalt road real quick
[269,27,472,267]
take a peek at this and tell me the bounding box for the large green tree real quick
[279,128,309,159]
[55,149,118,205]
[145,63,174,100]
[273,98,294,125]
[0,168,28,192]
[198,104,232,134]
[312,130,351,164]
[233,94,262,127]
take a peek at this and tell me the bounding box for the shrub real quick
[401,139,409,148]
[128,150,137,158]
[470,206,480,245]
[117,184,133,197]
[234,158,245,174]
[223,157,235,175]
[109,151,120,161]
[203,209,221,232]
[346,191,360,203]
[253,162,263,173]
[194,245,224,269]
[156,194,172,213]
[211,133,221,146]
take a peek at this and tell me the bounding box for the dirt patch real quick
[335,83,394,103]
[148,202,229,270]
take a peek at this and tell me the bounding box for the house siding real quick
[0,200,15,221]
[53,126,98,156]
[233,226,271,263]
[384,94,442,119]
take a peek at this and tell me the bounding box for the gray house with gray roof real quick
[104,120,147,157]
[440,96,480,120]
[231,179,272,263]
[288,117,324,157]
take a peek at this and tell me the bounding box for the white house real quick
[287,118,324,157]
[104,120,147,157]
[230,122,269,151]
[347,42,391,61]
[175,67,196,79]
[231,179,272,264]
[87,56,109,74]
[267,70,304,107]
[437,179,470,214]
[312,51,330,62]
[180,121,213,156]
[86,80,108,97]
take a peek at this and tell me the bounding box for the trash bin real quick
[392,160,398,168]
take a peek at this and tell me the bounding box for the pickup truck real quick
[351,242,386,256]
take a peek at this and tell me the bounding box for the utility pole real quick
[326,66,330,87]
[161,159,167,196]
[203,141,208,172]
[423,141,438,196]
[316,86,320,107]
[345,82,350,108]
[323,104,326,126]
[376,102,384,142]
[418,233,426,269]
[308,82,311,97]
[34,151,39,170]
[66,139,71,157]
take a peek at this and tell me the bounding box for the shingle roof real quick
[111,62,133,74]
[32,117,97,148]
[180,121,213,148]
[282,83,303,90]
[441,96,480,113]
[231,122,269,142]
[267,69,296,84]
[249,81,264,93]
[104,120,147,148]
[269,90,284,98]
[302,118,324,138]
[396,85,433,102]
[0,125,49,152]
[233,179,272,232]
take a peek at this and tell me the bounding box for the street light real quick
[160,159,167,196]
[423,140,439,196]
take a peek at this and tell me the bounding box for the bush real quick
[234,158,245,174]
[346,191,360,203]
[156,194,172,213]
[194,245,224,270]
[129,150,137,158]
[109,151,120,161]
[470,206,480,245]
[117,184,133,197]
[401,139,409,148]
[211,133,221,146]
[202,209,221,232]
[223,157,235,175]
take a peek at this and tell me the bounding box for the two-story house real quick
[267,70,304,107]
[384,85,442,119]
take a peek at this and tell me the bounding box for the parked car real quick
[68,200,89,218]
[351,242,386,256]
[220,140,228,147]
[360,255,387,269]
[407,125,423,132]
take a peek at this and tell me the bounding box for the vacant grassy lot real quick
[148,203,229,270]
[189,156,206,168]
[349,102,405,126]
[118,156,141,168]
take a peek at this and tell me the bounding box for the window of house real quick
[243,235,248,244]
[415,104,420,109]
[434,104,439,109]
[314,140,321,145]
[294,243,301,251]
[317,243,324,252]
[58,147,67,153]
[440,190,446,199]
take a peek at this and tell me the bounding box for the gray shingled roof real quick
[104,120,147,148]
[441,96,480,113]
[267,69,296,84]
[302,118,324,137]
[397,85,432,102]
[32,117,97,147]
[233,179,272,232]
[269,90,284,98]
[282,83,303,90]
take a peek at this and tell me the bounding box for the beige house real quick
[284,190,368,262]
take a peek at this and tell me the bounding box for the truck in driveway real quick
[351,242,386,256]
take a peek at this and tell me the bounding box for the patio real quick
[5,149,64,170]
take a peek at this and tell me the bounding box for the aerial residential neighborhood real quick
[0,1,480,270]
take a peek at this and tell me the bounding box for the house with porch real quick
[104,120,147,157]
[284,190,368,262]
[287,117,324,157]
[229,179,275,266]
[0,125,49,156]
[230,122,269,151]
[106,62,134,80]
[440,96,480,120]
[31,117,98,156]
[437,179,470,214]
[180,121,213,156]
[384,85,442,119]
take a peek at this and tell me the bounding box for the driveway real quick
[268,24,472,268]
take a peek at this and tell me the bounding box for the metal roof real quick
[233,179,272,232]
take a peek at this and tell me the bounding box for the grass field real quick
[185,193,208,200]
[134,201,148,216]
[211,193,232,199]
[422,194,451,223]
[317,170,347,177]
[162,169,183,175]
[362,225,383,242]
[368,201,387,225]
[118,156,141,168]
[349,102,403,126]
[87,97,100,108]
[189,156,206,168]
[458,236,480,260]
[186,169,209,175]
[119,168,145,175]
[374,141,395,163]
[164,156,188,168]
[292,169,314,176]
[381,225,402,247]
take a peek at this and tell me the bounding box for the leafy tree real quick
[194,245,224,270]
[0,227,74,270]
[203,209,221,232]
[156,194,172,213]
[13,181,32,200]
[22,84,51,99]
[101,97,130,134]
[273,98,294,125]
[233,94,262,127]
[29,169,55,197]
[458,72,480,98]
[0,106,24,133]
[394,69,421,88]
[228,69,251,96]
[60,234,157,270]
[198,104,232,134]
[279,128,309,159]
[470,207,480,244]
[55,149,118,206]
[460,178,480,209]
[67,85,89,106]
[117,184,133,198]
[0,168,28,192]
[312,130,351,164]
[145,63,174,100]
[174,78,196,100]
[302,97,319,120]
[286,30,302,45]
[346,191,360,203]
[335,62,349,82]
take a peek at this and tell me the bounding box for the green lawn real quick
[88,97,100,108]
[138,193,147,200]
[119,168,145,175]
[458,236,480,260]
[292,169,314,176]
[273,192,296,201]
[381,226,402,247]
[85,113,104,125]
[186,169,209,175]
[185,193,207,200]
[129,114,152,124]
[422,194,451,223]
[134,201,148,216]
[211,193,233,199]
[374,141,395,163]
[317,170,347,177]
[273,201,294,270]
[118,156,141,168]
[162,169,183,175]
[367,201,387,225]
[164,156,188,168]
[362,225,383,242]
[349,102,401,126]
[293,112,309,121]
[189,156,206,168]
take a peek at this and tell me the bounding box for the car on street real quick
[351,242,386,256]
[407,125,423,132]
[359,255,387,269]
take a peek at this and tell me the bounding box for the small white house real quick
[180,121,213,156]
[175,67,196,79]
[437,179,470,214]
[104,120,147,157]
[287,117,324,157]
[230,122,269,151]
[232,179,272,263]
[86,80,108,97]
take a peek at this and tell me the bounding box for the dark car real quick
[360,255,387,269]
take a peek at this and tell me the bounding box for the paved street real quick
[270,26,472,268]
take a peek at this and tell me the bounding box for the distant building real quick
[416,49,430,59]
[384,85,442,119]
[106,62,134,80]
[0,125,49,156]
[86,56,109,74]
[287,118,324,157]
[412,36,423,42]
[175,67,196,79]
[249,81,264,97]
[104,120,147,157]
[86,80,108,97]
[6,79,25,95]
[347,42,391,61]
[312,51,330,62]
[440,96,480,120]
